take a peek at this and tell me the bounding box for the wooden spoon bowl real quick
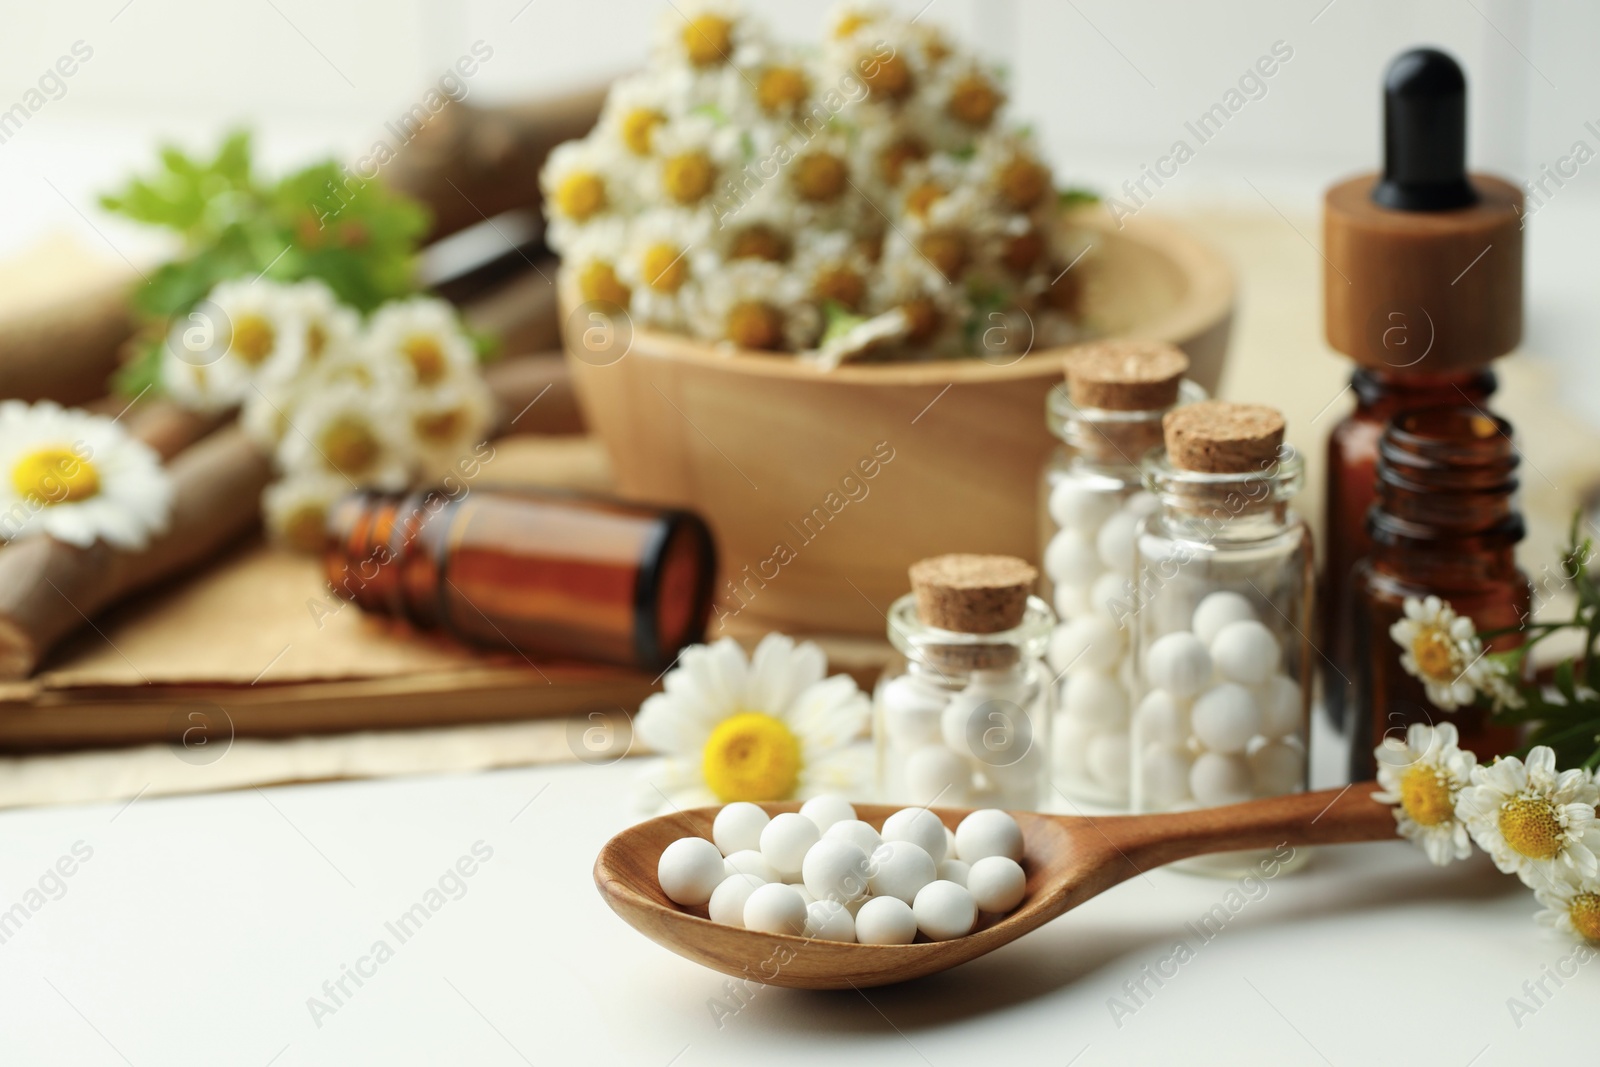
[594,784,1395,989]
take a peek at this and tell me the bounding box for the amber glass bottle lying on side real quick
[325,488,717,672]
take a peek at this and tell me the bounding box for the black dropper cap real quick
[1371,47,1479,211]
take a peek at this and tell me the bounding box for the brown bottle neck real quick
[1350,367,1496,415]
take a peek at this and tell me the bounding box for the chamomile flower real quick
[655,0,764,72]
[1457,746,1600,889]
[275,380,413,491]
[634,633,872,810]
[617,209,712,332]
[923,56,1008,146]
[0,400,172,550]
[1533,871,1600,944]
[409,376,495,477]
[262,471,346,554]
[1390,596,1486,711]
[1373,721,1479,865]
[598,72,676,159]
[541,139,626,253]
[362,297,479,394]
[161,279,307,412]
[566,216,635,310]
[281,279,360,368]
[649,113,743,212]
[692,258,819,351]
[792,229,875,314]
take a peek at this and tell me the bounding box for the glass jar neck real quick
[1143,445,1304,542]
[1368,406,1522,555]
[886,593,1053,679]
[1046,378,1206,470]
[1350,366,1497,415]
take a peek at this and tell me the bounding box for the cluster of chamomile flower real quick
[541,0,1090,364]
[160,278,492,551]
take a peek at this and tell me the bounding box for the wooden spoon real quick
[594,783,1396,989]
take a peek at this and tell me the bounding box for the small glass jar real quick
[874,593,1055,810]
[1349,406,1528,780]
[1129,403,1314,875]
[1041,350,1203,806]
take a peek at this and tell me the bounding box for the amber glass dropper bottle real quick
[325,488,717,672]
[1320,47,1523,730]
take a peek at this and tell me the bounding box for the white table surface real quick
[0,748,1592,1067]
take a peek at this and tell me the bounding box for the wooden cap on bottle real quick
[910,554,1036,634]
[1163,400,1285,473]
[1062,341,1189,411]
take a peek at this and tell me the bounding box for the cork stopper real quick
[910,554,1036,634]
[1162,401,1285,474]
[1063,341,1189,412]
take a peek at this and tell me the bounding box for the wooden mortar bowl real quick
[563,209,1234,635]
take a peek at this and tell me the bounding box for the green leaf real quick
[1058,186,1100,209]
[820,300,867,345]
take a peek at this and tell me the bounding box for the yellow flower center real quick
[728,225,790,262]
[555,172,606,220]
[757,66,808,114]
[862,53,913,101]
[231,313,276,367]
[813,266,866,311]
[1411,628,1458,681]
[306,321,327,360]
[415,408,465,444]
[948,74,1002,127]
[663,151,716,205]
[621,107,665,155]
[1499,795,1564,860]
[833,11,870,38]
[878,136,927,186]
[922,32,952,65]
[402,334,448,385]
[1398,763,1455,827]
[725,302,783,350]
[921,230,969,281]
[794,152,848,202]
[320,417,381,477]
[642,243,689,293]
[701,712,802,802]
[682,14,733,66]
[282,503,329,554]
[998,156,1050,210]
[901,298,940,343]
[578,260,631,307]
[11,447,99,505]
[904,181,944,219]
[1570,893,1600,942]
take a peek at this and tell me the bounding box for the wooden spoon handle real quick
[1095,781,1397,870]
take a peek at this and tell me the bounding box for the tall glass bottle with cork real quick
[1129,402,1313,876]
[1039,340,1203,806]
[1320,48,1523,729]
[1348,407,1528,779]
[874,555,1054,810]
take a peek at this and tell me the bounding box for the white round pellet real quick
[1086,731,1132,792]
[801,838,871,905]
[1191,591,1258,646]
[955,808,1023,863]
[657,837,726,906]
[1133,689,1189,746]
[1063,669,1130,730]
[1191,683,1263,754]
[882,807,948,862]
[880,674,948,750]
[1045,528,1103,587]
[799,794,856,833]
[759,812,820,880]
[855,895,917,945]
[966,856,1026,913]
[944,825,959,859]
[825,819,883,859]
[913,880,977,940]
[1144,632,1212,698]
[940,690,1029,765]
[1123,490,1160,519]
[708,873,764,926]
[712,802,770,857]
[1096,509,1141,575]
[1189,751,1254,807]
[1256,674,1302,739]
[867,840,936,904]
[722,849,775,884]
[1049,615,1125,675]
[1210,620,1281,686]
[1089,571,1130,620]
[803,899,857,943]
[743,882,807,935]
[1249,738,1305,796]
[1139,743,1195,809]
[1048,480,1120,533]
[1053,713,1094,778]
[1054,583,1090,620]
[904,745,972,805]
[938,858,971,887]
